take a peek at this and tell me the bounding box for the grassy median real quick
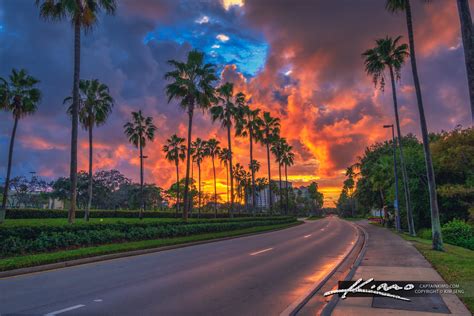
[0,220,301,272]
[401,234,474,313]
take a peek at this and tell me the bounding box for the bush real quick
[417,219,474,250]
[5,209,270,219]
[0,217,296,258]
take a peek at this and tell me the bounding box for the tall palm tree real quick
[205,138,221,216]
[191,138,206,217]
[163,134,186,215]
[211,83,243,216]
[236,103,263,213]
[281,142,295,214]
[165,50,217,220]
[218,147,231,205]
[123,110,156,219]
[64,79,114,221]
[455,0,474,122]
[260,112,280,213]
[36,0,117,224]
[386,0,443,249]
[0,69,41,221]
[271,137,286,212]
[362,36,416,236]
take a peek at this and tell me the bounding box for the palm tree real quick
[218,147,231,205]
[281,142,295,214]
[236,102,263,213]
[255,177,268,209]
[205,138,221,216]
[211,83,243,216]
[362,36,416,236]
[271,137,286,212]
[260,112,280,213]
[165,50,217,220]
[386,0,442,249]
[191,138,206,217]
[455,0,474,122]
[163,134,186,215]
[123,110,156,219]
[0,69,41,221]
[64,79,114,221]
[36,0,117,224]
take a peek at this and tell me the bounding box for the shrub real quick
[5,209,270,219]
[441,219,474,250]
[0,217,296,258]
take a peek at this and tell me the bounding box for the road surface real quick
[0,217,357,315]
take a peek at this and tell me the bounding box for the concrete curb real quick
[0,221,302,279]
[320,222,369,316]
[279,220,364,316]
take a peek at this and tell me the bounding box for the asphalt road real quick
[0,217,357,316]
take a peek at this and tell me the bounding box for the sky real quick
[0,0,472,206]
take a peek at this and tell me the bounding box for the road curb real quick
[0,221,302,279]
[280,220,364,316]
[320,222,369,316]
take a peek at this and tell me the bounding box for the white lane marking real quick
[45,304,85,315]
[321,228,325,231]
[303,234,312,238]
[249,247,273,256]
[93,299,103,302]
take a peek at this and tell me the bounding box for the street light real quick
[384,124,401,232]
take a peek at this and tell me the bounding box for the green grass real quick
[0,222,301,272]
[400,234,474,313]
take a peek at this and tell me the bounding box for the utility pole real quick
[384,124,401,232]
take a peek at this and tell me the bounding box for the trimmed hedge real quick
[0,217,296,258]
[5,209,266,219]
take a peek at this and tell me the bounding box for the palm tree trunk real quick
[189,160,194,215]
[175,161,179,216]
[226,164,229,205]
[1,117,18,214]
[139,140,144,220]
[198,162,201,218]
[457,0,474,123]
[389,66,415,235]
[278,163,282,213]
[85,125,93,221]
[212,156,217,218]
[405,1,442,249]
[266,142,273,213]
[285,164,289,214]
[227,124,234,217]
[68,18,81,224]
[249,130,256,214]
[182,107,194,221]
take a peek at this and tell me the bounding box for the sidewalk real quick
[330,221,470,316]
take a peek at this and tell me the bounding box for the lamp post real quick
[384,124,401,232]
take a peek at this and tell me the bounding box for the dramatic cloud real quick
[0,0,471,205]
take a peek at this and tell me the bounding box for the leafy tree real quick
[163,134,186,213]
[165,50,217,220]
[36,0,117,224]
[64,79,114,220]
[211,83,243,215]
[123,110,156,219]
[0,69,41,221]
[362,36,415,235]
[385,0,443,250]
[308,182,324,213]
